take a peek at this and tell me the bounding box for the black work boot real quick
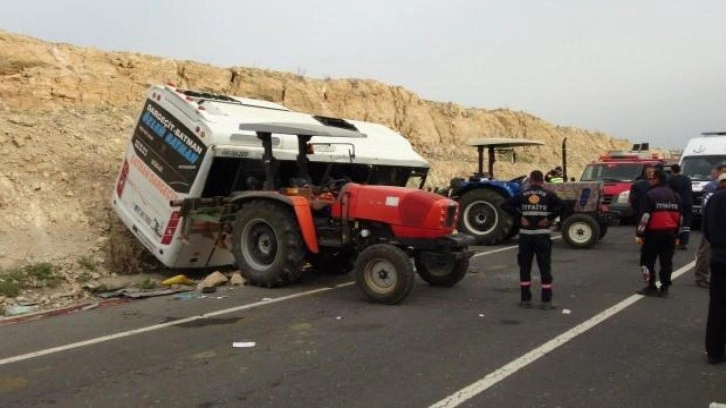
[636,286,659,297]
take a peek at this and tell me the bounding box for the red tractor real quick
[173,123,474,304]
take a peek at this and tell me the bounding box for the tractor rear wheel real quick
[232,201,306,287]
[354,244,415,304]
[458,189,514,245]
[414,251,469,287]
[561,214,601,249]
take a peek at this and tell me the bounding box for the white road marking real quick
[0,235,585,368]
[428,260,696,408]
[0,282,355,367]
[2,242,525,367]
[0,241,522,367]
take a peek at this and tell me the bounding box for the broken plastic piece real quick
[562,309,572,315]
[232,341,256,348]
[4,305,37,316]
[162,274,195,286]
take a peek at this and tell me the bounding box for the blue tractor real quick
[437,138,611,248]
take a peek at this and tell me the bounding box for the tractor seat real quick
[449,177,466,188]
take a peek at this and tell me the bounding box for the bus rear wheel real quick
[232,201,306,287]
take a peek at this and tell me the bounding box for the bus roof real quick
[152,85,429,169]
[238,122,366,138]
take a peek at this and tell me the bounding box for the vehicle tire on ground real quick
[232,200,306,287]
[562,214,601,249]
[307,250,356,275]
[414,251,469,287]
[354,244,415,305]
[458,189,514,245]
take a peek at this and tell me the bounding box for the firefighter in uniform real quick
[501,170,565,310]
[635,168,682,298]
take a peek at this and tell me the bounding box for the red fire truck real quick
[579,148,665,222]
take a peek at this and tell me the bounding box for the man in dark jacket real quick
[629,165,654,223]
[636,168,682,298]
[501,170,565,310]
[694,164,726,287]
[702,173,726,364]
[668,164,693,250]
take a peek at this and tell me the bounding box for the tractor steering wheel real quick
[318,177,350,195]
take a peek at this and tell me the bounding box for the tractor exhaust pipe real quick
[562,137,568,182]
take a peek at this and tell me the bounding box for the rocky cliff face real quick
[0,30,632,269]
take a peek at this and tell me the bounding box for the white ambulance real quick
[111,84,430,268]
[679,132,726,217]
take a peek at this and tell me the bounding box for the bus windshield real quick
[580,163,644,182]
[681,155,726,181]
[131,101,207,193]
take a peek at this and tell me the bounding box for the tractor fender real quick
[230,192,319,254]
[452,183,514,201]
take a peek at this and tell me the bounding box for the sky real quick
[1,0,725,149]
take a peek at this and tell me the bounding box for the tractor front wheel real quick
[231,201,307,287]
[561,214,601,249]
[354,244,415,305]
[414,251,469,287]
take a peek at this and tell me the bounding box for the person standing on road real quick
[501,170,565,310]
[630,165,654,225]
[694,165,726,288]
[635,168,682,298]
[702,173,726,364]
[668,164,693,250]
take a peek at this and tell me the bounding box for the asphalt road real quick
[0,226,723,408]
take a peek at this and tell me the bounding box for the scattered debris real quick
[96,286,194,299]
[174,292,198,300]
[562,309,572,315]
[262,297,273,302]
[196,271,228,292]
[478,314,485,317]
[4,305,37,316]
[232,341,256,348]
[81,302,99,311]
[201,286,217,294]
[162,274,195,286]
[229,272,246,286]
[335,316,343,320]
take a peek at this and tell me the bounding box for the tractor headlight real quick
[616,190,630,204]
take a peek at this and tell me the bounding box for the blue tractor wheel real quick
[457,189,515,245]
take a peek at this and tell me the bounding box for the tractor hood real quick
[340,184,459,239]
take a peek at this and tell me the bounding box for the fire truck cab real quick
[579,148,664,222]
